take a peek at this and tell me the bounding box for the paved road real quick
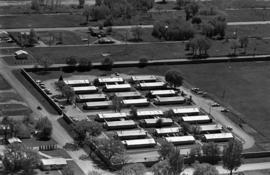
[0,54,112,175]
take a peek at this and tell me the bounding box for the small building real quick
[131,75,157,82]
[136,110,164,118]
[8,137,22,144]
[150,89,178,97]
[63,80,90,87]
[172,107,200,116]
[116,129,147,140]
[165,136,195,145]
[114,91,142,99]
[14,50,29,60]
[22,138,58,151]
[40,158,67,171]
[122,98,149,107]
[122,138,156,148]
[137,82,166,90]
[96,112,129,122]
[198,124,223,134]
[203,133,233,142]
[76,94,107,102]
[182,115,212,124]
[155,127,181,136]
[72,86,98,94]
[140,118,173,127]
[154,96,185,105]
[104,120,137,130]
[96,77,124,85]
[103,84,131,92]
[83,101,112,110]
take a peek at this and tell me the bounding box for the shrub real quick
[101,57,113,70]
[138,57,148,67]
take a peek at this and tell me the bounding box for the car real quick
[98,37,115,44]
[53,98,59,102]
[211,102,220,107]
[191,88,200,92]
[36,80,41,84]
[59,105,65,109]
[226,126,233,131]
[221,108,229,112]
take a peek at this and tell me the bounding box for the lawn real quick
[0,92,23,102]
[225,9,270,22]
[227,24,270,38]
[0,74,11,90]
[0,103,32,116]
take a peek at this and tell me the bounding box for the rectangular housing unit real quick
[83,101,112,110]
[64,80,90,86]
[131,75,157,82]
[138,82,166,90]
[114,91,142,99]
[182,115,211,124]
[76,94,106,102]
[150,90,178,97]
[203,133,233,142]
[122,98,149,107]
[154,96,185,105]
[199,124,223,133]
[172,107,200,116]
[140,118,173,127]
[103,84,131,92]
[136,110,164,118]
[155,127,181,136]
[122,138,156,148]
[97,77,124,85]
[165,136,195,145]
[72,86,98,94]
[96,112,129,121]
[104,120,137,130]
[116,129,147,139]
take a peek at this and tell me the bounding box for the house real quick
[155,127,181,136]
[72,86,97,94]
[8,137,22,144]
[122,138,156,148]
[165,136,195,145]
[149,89,178,97]
[116,129,147,139]
[96,112,129,121]
[40,158,67,171]
[154,96,186,105]
[95,77,124,85]
[83,101,113,110]
[14,50,29,60]
[198,124,223,134]
[114,91,142,99]
[137,82,166,90]
[63,79,90,87]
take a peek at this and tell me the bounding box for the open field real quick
[225,9,270,22]
[0,74,11,90]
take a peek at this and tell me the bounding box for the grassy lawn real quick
[227,24,270,38]
[0,74,11,90]
[0,103,32,116]
[225,9,270,22]
[0,92,23,102]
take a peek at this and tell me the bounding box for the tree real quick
[118,163,146,175]
[158,140,175,159]
[83,6,91,23]
[31,0,40,11]
[97,138,125,161]
[168,148,184,175]
[189,36,211,57]
[35,117,53,140]
[112,95,123,112]
[89,5,110,21]
[189,146,202,163]
[62,85,75,104]
[151,160,170,175]
[3,143,39,174]
[131,26,143,41]
[223,139,243,175]
[176,0,189,9]
[15,122,31,139]
[202,142,220,165]
[38,57,52,71]
[29,28,38,46]
[78,0,85,8]
[193,163,219,175]
[130,105,137,117]
[165,69,183,88]
[73,120,102,145]
[239,36,249,53]
[192,16,202,25]
[138,57,148,67]
[101,57,113,70]
[230,39,240,56]
[185,2,199,21]
[66,57,77,66]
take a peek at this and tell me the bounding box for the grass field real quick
[0,92,23,102]
[0,74,11,90]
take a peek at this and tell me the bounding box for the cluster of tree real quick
[35,117,53,140]
[117,163,147,175]
[152,18,195,41]
[83,0,154,25]
[31,0,62,11]
[101,57,114,70]
[3,143,40,174]
[165,69,183,88]
[18,28,38,47]
[186,35,211,57]
[201,16,227,39]
[230,36,249,56]
[55,78,76,104]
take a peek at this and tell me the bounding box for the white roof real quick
[72,86,97,91]
[115,91,141,98]
[8,137,22,144]
[137,110,163,116]
[15,50,28,55]
[131,75,156,81]
[122,138,156,146]
[143,118,173,124]
[139,82,165,87]
[64,80,90,85]
[78,94,106,99]
[106,120,136,127]
[199,124,223,132]
[150,90,177,95]
[117,129,147,137]
[41,158,67,166]
[105,84,131,89]
[182,115,210,122]
[172,107,200,114]
[122,98,148,105]
[204,133,233,140]
[85,101,112,107]
[97,112,129,119]
[98,77,124,83]
[165,136,195,143]
[155,96,185,102]
[155,127,180,134]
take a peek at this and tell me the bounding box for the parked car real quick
[59,105,65,109]
[221,108,229,112]
[211,102,220,107]
[98,37,115,44]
